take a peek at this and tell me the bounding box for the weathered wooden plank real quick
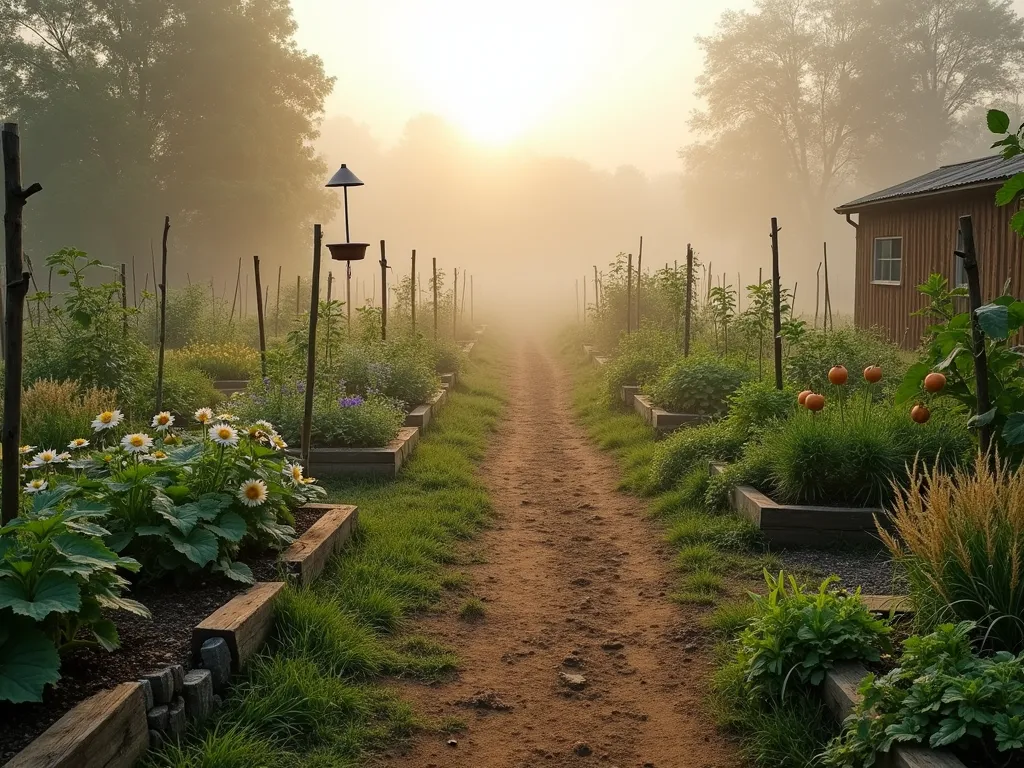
[823,663,868,720]
[592,355,609,368]
[404,403,432,429]
[280,505,358,586]
[4,682,149,768]
[304,428,419,477]
[440,372,457,389]
[620,385,640,406]
[887,748,966,768]
[861,594,915,616]
[213,379,249,396]
[192,581,285,671]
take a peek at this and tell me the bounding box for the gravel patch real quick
[776,546,907,594]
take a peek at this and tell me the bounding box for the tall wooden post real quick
[823,242,833,333]
[155,216,170,411]
[433,258,439,340]
[295,275,301,316]
[626,253,633,335]
[301,225,323,467]
[470,275,474,323]
[411,249,416,334]
[453,267,459,339]
[770,217,783,390]
[684,244,693,357]
[636,236,643,328]
[957,215,992,455]
[120,263,128,335]
[326,270,333,302]
[815,262,822,330]
[2,123,41,524]
[253,255,267,378]
[379,240,388,341]
[275,265,282,336]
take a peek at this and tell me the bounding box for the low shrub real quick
[145,360,222,417]
[883,455,1024,653]
[430,338,464,375]
[334,339,439,409]
[787,327,909,396]
[19,379,114,450]
[822,621,1024,767]
[650,421,745,491]
[648,356,750,416]
[167,342,259,381]
[726,379,797,436]
[602,327,678,404]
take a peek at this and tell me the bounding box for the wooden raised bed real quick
[404,388,448,430]
[280,504,358,586]
[192,581,285,672]
[440,371,458,390]
[633,394,711,435]
[710,463,882,546]
[620,385,640,407]
[302,427,420,479]
[592,355,609,368]
[213,379,249,397]
[824,663,967,768]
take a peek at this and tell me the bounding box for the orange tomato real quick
[863,366,882,384]
[924,372,947,393]
[828,365,849,385]
[911,404,931,424]
[805,393,826,412]
[798,390,814,406]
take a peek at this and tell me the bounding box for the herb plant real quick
[648,356,750,416]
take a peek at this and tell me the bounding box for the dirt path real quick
[384,340,740,768]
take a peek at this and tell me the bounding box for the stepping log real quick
[280,504,358,586]
[4,682,149,768]
[192,581,285,672]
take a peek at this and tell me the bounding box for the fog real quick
[4,0,1024,330]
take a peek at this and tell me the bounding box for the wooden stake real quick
[636,236,643,328]
[411,250,416,334]
[132,253,138,307]
[254,255,267,378]
[2,123,41,524]
[120,263,128,335]
[957,215,992,455]
[460,268,467,317]
[275,265,282,336]
[815,262,822,330]
[301,225,323,467]
[593,265,600,312]
[626,254,633,335]
[229,256,241,325]
[453,267,459,339]
[380,240,388,341]
[823,242,833,332]
[433,258,439,340]
[770,217,783,390]
[326,270,333,302]
[155,216,170,412]
[684,244,693,357]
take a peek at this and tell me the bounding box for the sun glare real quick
[402,2,592,144]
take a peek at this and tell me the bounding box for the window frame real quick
[871,236,903,286]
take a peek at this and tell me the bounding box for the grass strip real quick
[145,339,507,768]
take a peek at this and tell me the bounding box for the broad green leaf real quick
[969,408,998,429]
[1011,210,1024,237]
[168,527,219,567]
[1003,413,1024,445]
[51,534,119,570]
[103,531,133,553]
[156,503,201,536]
[91,619,120,652]
[95,594,151,617]
[204,512,246,543]
[976,304,1010,339]
[165,444,203,466]
[65,521,111,538]
[930,717,968,747]
[988,109,1011,134]
[163,485,191,503]
[213,559,254,584]
[896,362,931,406]
[935,344,967,372]
[0,622,61,703]
[996,174,1024,207]
[65,500,111,518]
[134,525,168,537]
[31,485,77,515]
[0,572,81,621]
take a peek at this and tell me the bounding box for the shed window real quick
[872,237,902,284]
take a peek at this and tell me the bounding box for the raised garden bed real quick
[440,371,458,390]
[633,394,711,435]
[300,426,420,478]
[404,388,448,430]
[824,663,967,768]
[592,355,609,368]
[710,463,883,547]
[213,379,249,397]
[620,385,640,407]
[460,340,476,357]
[1,502,354,766]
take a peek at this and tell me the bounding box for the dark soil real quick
[0,504,326,761]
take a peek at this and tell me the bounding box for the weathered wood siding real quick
[853,187,1024,348]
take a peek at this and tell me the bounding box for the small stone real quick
[573,741,593,757]
[138,679,154,711]
[601,640,624,651]
[146,704,169,732]
[169,664,185,696]
[182,668,214,721]
[148,729,165,750]
[143,668,175,705]
[559,672,588,691]
[570,577,591,587]
[200,637,232,691]
[562,654,583,668]
[447,739,458,747]
[167,696,186,741]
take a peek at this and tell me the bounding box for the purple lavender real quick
[296,380,306,394]
[338,396,364,408]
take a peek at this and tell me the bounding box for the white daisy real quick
[57,452,71,462]
[91,409,124,432]
[120,433,154,454]
[23,478,47,494]
[142,450,168,463]
[270,434,287,450]
[237,479,268,507]
[283,462,305,487]
[151,412,175,432]
[68,438,90,450]
[254,420,275,433]
[30,449,63,466]
[19,445,35,455]
[209,423,239,447]
[194,407,214,425]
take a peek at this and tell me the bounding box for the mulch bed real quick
[0,505,328,761]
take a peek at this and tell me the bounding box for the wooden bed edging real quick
[192,581,285,672]
[404,388,448,430]
[280,504,358,586]
[824,664,967,768]
[440,371,458,390]
[620,385,640,407]
[301,426,420,478]
[213,379,249,397]
[633,394,711,434]
[709,462,883,546]
[593,355,609,368]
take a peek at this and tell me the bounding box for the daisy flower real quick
[216,413,236,422]
[237,479,268,507]
[209,423,239,447]
[24,478,47,494]
[68,438,90,450]
[151,412,175,432]
[283,462,305,487]
[194,407,214,425]
[271,434,287,450]
[120,433,154,454]
[30,449,63,466]
[57,452,71,462]
[19,445,35,455]
[254,419,275,432]
[92,409,124,432]
[142,450,168,463]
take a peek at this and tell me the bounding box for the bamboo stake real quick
[411,249,417,334]
[229,257,241,325]
[433,258,438,340]
[275,265,281,336]
[636,236,643,328]
[254,255,267,378]
[380,240,388,341]
[626,254,633,334]
[301,226,323,466]
[155,216,170,412]
[120,263,127,335]
[683,244,693,356]
[770,217,782,390]
[957,216,992,455]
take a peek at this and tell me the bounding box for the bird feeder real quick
[325,164,367,261]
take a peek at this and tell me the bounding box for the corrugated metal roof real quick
[835,153,1024,212]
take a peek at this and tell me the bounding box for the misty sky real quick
[296,0,1024,177]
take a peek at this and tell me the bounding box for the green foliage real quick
[648,355,751,416]
[18,380,114,450]
[726,379,798,436]
[602,327,679,404]
[0,499,149,703]
[150,361,222,418]
[650,420,745,491]
[733,572,890,699]
[990,108,1024,235]
[167,342,259,382]
[822,621,1024,767]
[787,327,908,396]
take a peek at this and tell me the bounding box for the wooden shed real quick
[835,155,1024,348]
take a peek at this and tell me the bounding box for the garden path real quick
[382,341,739,768]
